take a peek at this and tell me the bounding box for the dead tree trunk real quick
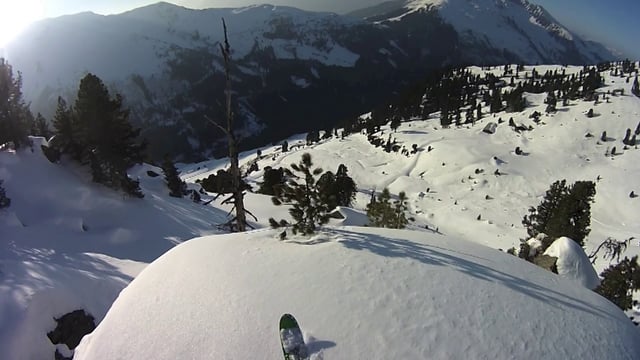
[209,19,247,232]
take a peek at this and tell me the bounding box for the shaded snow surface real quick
[544,237,601,290]
[75,228,640,360]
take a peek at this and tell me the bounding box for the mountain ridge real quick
[4,1,619,160]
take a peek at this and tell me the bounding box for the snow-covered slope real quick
[0,139,229,359]
[201,64,640,273]
[74,228,640,360]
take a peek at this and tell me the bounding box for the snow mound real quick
[329,206,369,226]
[544,237,601,290]
[75,228,640,360]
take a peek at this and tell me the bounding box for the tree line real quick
[0,57,147,198]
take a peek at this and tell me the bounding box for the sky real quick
[0,0,637,57]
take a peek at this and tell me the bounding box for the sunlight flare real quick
[0,0,44,46]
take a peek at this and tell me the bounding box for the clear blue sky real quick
[22,0,640,58]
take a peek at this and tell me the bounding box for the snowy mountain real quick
[3,1,617,160]
[350,0,614,65]
[2,63,640,359]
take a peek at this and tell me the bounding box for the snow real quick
[0,139,227,359]
[330,206,370,227]
[2,64,640,358]
[544,237,601,290]
[74,228,640,360]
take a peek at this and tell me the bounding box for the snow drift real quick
[544,237,601,290]
[75,228,640,360]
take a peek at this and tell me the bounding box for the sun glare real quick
[0,0,45,47]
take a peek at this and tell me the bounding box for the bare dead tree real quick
[207,18,250,232]
[589,237,635,264]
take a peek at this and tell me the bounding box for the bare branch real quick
[245,208,259,222]
[205,114,229,134]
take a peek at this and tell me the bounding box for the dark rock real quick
[533,255,558,274]
[47,309,96,350]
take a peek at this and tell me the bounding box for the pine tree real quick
[0,179,10,208]
[367,188,393,227]
[316,170,338,210]
[623,128,632,145]
[390,116,401,132]
[271,153,330,235]
[632,75,639,97]
[392,191,409,229]
[366,188,408,229]
[306,130,320,145]
[490,89,503,113]
[545,91,557,113]
[119,174,144,199]
[595,256,640,310]
[334,164,357,207]
[33,113,51,139]
[51,97,82,160]
[440,106,451,128]
[258,166,285,196]
[522,180,596,248]
[162,155,186,198]
[73,73,146,196]
[504,87,526,112]
[0,58,31,149]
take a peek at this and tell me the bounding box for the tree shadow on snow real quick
[329,229,614,320]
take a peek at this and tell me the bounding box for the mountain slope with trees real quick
[4,1,617,160]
